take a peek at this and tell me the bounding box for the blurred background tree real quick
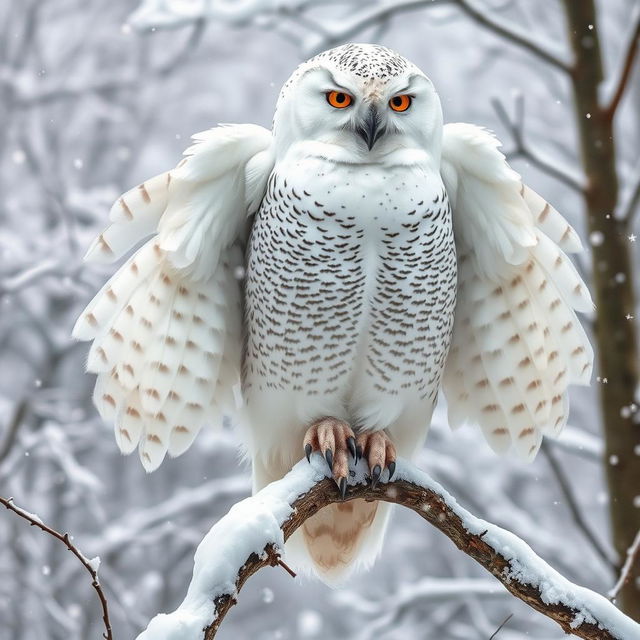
[0,0,638,638]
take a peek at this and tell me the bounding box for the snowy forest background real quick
[0,1,638,639]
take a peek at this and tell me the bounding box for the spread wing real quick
[440,123,593,460]
[73,124,274,471]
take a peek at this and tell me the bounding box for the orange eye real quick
[326,91,353,108]
[389,95,412,112]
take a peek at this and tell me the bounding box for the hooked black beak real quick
[356,105,386,150]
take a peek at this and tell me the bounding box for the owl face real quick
[273,43,443,164]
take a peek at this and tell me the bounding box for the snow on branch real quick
[136,457,640,640]
[0,496,113,640]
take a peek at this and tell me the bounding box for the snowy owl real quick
[73,43,593,580]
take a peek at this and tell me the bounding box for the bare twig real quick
[620,170,640,225]
[0,399,28,464]
[489,613,513,639]
[541,441,617,572]
[0,496,113,640]
[454,0,570,73]
[138,460,640,640]
[604,10,640,119]
[129,0,571,72]
[609,529,640,601]
[492,95,585,193]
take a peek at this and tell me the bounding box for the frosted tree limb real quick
[137,457,640,640]
[0,496,112,639]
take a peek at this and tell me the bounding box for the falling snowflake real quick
[589,231,604,246]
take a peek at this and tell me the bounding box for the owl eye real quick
[326,91,353,109]
[389,95,412,112]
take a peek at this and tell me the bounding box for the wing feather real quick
[74,124,274,470]
[441,123,593,460]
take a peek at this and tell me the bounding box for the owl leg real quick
[303,417,356,498]
[355,430,397,489]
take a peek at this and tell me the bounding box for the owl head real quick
[272,43,443,164]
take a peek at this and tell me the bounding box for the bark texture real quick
[562,1,640,620]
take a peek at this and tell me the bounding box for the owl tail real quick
[285,500,392,583]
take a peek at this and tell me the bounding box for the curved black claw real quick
[388,461,396,480]
[339,477,347,500]
[371,464,382,489]
[347,436,357,459]
[305,443,312,463]
[325,448,334,471]
[355,445,363,464]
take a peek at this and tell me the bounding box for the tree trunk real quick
[563,0,640,620]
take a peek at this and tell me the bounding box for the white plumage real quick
[440,123,592,460]
[74,125,268,471]
[74,43,592,579]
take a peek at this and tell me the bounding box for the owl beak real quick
[356,105,386,150]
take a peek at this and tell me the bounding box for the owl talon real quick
[325,449,334,471]
[339,477,347,500]
[303,416,355,484]
[371,464,382,489]
[355,430,397,486]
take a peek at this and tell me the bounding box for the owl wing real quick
[73,124,274,471]
[440,122,593,460]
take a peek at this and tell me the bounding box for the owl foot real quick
[355,430,397,489]
[303,417,356,498]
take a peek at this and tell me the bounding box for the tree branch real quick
[0,399,28,465]
[603,10,640,119]
[609,529,640,602]
[128,0,571,72]
[619,169,640,225]
[137,459,640,640]
[0,496,113,640]
[541,441,617,572]
[492,95,585,193]
[453,0,571,73]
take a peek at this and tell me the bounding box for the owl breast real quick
[242,155,457,433]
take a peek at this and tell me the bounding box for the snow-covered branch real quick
[137,457,640,640]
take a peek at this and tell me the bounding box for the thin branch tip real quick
[0,495,113,640]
